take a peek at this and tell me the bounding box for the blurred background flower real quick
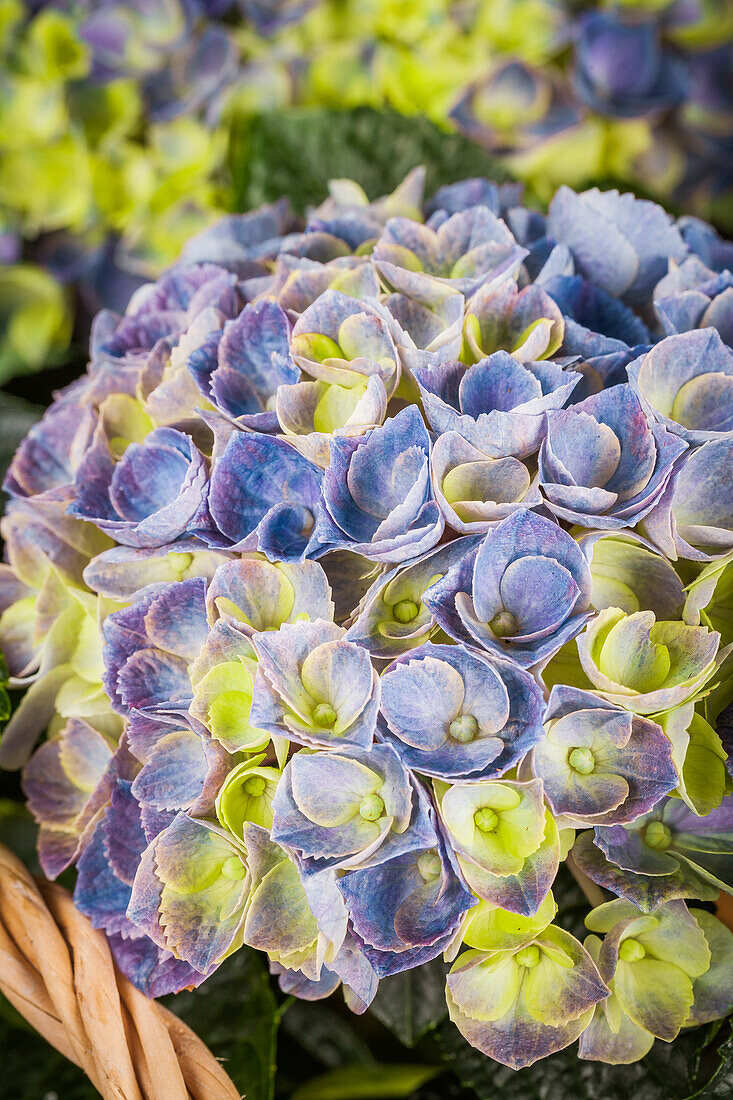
[0,0,731,386]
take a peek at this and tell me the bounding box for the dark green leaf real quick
[370,959,448,1047]
[0,798,41,875]
[230,107,512,215]
[0,994,35,1034]
[689,1028,733,1098]
[0,393,43,490]
[282,999,375,1068]
[0,994,96,1100]
[165,947,279,1100]
[291,1062,440,1100]
[436,1017,733,1100]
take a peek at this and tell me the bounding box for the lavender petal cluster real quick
[3,170,733,1070]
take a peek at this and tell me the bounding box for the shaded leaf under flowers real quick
[437,1016,733,1099]
[164,946,280,1100]
[291,1063,440,1100]
[368,958,448,1047]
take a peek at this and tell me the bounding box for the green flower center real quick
[618,938,646,962]
[221,856,246,881]
[515,945,540,968]
[644,820,673,850]
[568,747,596,775]
[167,552,193,576]
[393,599,419,623]
[449,714,479,743]
[313,702,337,728]
[417,851,442,882]
[208,691,254,739]
[489,610,518,638]
[474,807,499,833]
[243,775,267,797]
[359,793,385,821]
[597,616,671,692]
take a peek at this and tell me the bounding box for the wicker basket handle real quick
[0,843,241,1100]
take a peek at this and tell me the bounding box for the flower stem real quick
[565,853,607,909]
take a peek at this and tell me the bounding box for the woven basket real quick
[0,843,241,1100]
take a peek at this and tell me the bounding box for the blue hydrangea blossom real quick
[5,172,733,1071]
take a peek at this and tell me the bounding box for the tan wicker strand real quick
[0,843,242,1100]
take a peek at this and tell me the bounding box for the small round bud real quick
[243,775,267,797]
[515,944,540,968]
[221,856,246,881]
[568,747,596,775]
[167,552,193,575]
[393,599,419,623]
[474,807,499,833]
[449,714,478,743]
[489,610,518,638]
[417,851,442,882]
[644,820,673,850]
[359,793,385,821]
[618,938,646,962]
[313,702,337,728]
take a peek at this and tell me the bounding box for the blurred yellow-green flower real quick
[0,0,730,379]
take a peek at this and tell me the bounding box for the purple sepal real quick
[208,431,323,562]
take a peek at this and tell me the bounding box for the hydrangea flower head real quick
[413,351,579,458]
[250,618,380,750]
[580,899,720,1063]
[627,329,733,445]
[577,606,724,714]
[447,923,608,1069]
[532,686,678,826]
[574,797,733,911]
[436,777,560,915]
[424,509,593,667]
[379,641,543,779]
[538,383,686,529]
[4,170,733,1073]
[316,405,444,563]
